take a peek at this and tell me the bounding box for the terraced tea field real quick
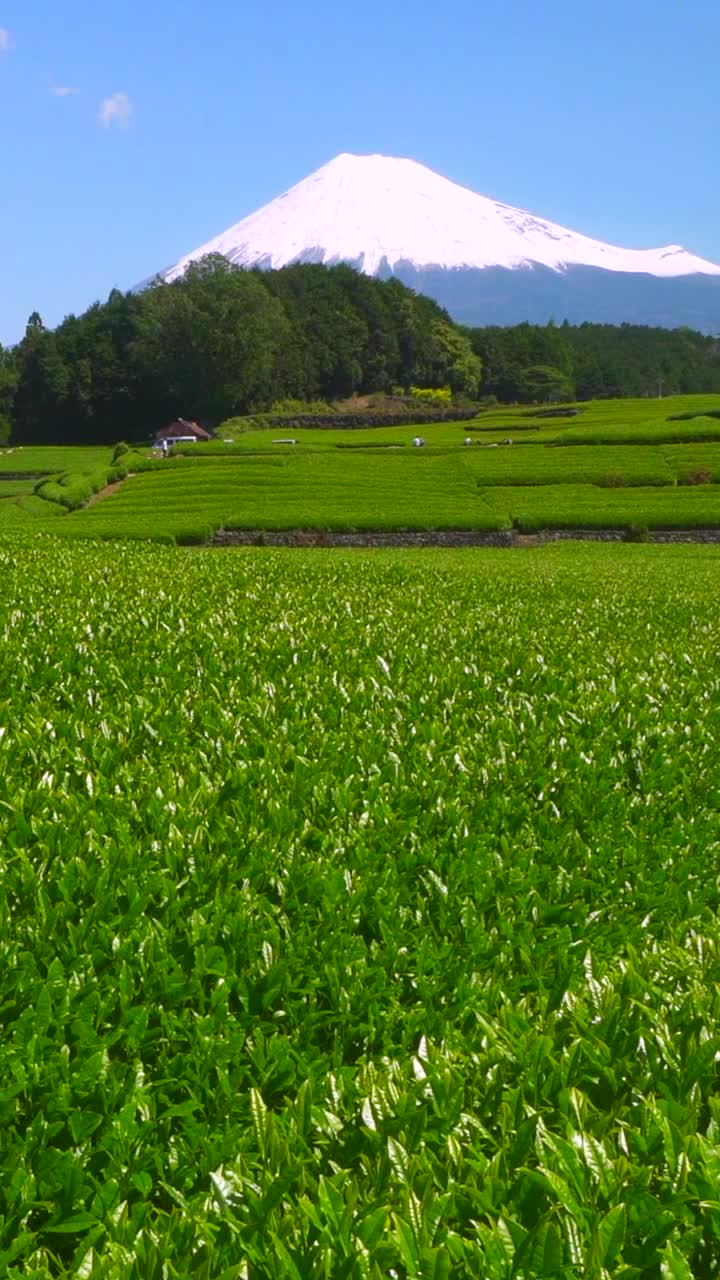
[2,538,720,1275]
[57,454,503,542]
[50,446,720,542]
[216,395,720,450]
[481,483,720,531]
[0,446,111,474]
[4,394,720,543]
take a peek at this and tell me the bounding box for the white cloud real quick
[0,28,15,52]
[98,91,133,128]
[50,82,80,97]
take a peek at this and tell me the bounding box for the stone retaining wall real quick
[0,471,50,481]
[537,529,720,545]
[209,527,720,549]
[210,529,514,548]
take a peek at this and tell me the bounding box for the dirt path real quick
[86,474,133,507]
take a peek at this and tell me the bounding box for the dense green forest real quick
[0,260,482,445]
[1,258,719,444]
[470,321,720,403]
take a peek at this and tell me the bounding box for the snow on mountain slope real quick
[163,153,720,283]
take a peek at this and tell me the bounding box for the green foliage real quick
[470,319,720,402]
[214,395,720,455]
[410,385,453,404]
[430,322,483,397]
[560,415,720,446]
[464,443,673,488]
[133,257,291,426]
[475,393,720,440]
[0,478,37,498]
[0,541,720,1273]
[227,403,483,431]
[663,444,720,484]
[625,523,650,542]
[7,264,479,444]
[0,493,65,529]
[667,408,720,422]
[4,395,720,541]
[31,450,162,513]
[0,342,18,440]
[58,453,506,541]
[217,414,272,437]
[482,482,720,530]
[517,363,575,402]
[6,264,720,448]
[0,445,113,474]
[11,296,143,446]
[36,473,97,510]
[270,398,333,415]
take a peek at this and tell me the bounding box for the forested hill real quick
[469,322,720,403]
[0,259,481,445]
[1,257,719,445]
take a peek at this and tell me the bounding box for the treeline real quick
[0,259,482,445]
[2,259,720,445]
[469,321,720,402]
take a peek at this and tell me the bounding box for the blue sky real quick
[1,0,719,343]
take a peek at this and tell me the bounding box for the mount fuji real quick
[161,154,720,331]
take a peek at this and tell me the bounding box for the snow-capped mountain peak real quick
[163,152,720,283]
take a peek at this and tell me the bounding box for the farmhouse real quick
[155,419,211,446]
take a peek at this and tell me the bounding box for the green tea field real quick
[2,538,720,1276]
[4,395,720,543]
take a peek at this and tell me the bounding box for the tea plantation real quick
[4,395,720,543]
[2,537,720,1276]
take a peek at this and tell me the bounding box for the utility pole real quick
[658,378,664,399]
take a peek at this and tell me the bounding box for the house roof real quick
[156,419,211,440]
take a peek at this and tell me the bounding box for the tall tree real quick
[133,257,291,422]
[13,315,70,443]
[0,343,17,444]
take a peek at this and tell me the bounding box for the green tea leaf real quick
[660,1240,694,1280]
[598,1204,626,1265]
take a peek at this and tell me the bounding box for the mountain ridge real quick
[163,153,720,281]
[159,153,720,331]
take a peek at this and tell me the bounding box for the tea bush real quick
[0,541,720,1274]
